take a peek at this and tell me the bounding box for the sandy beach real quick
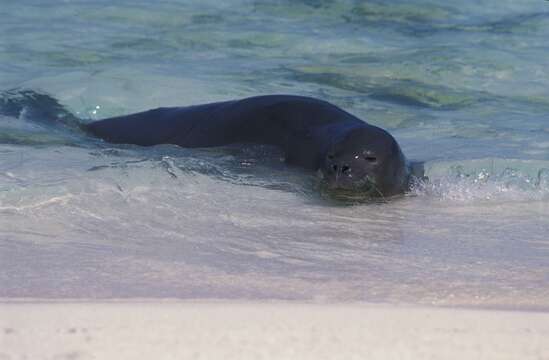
[1,302,548,360]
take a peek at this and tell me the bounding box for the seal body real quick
[87,95,409,196]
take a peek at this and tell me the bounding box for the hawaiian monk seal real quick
[86,95,411,197]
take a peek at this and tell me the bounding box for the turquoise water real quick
[1,0,549,308]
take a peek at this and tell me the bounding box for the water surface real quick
[1,0,549,308]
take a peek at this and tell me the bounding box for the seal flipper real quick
[0,89,85,133]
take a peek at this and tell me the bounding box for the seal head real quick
[320,126,409,197]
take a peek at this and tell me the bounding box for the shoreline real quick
[3,297,549,313]
[2,301,548,360]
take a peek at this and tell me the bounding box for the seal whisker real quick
[372,184,388,203]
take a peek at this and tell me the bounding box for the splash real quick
[411,159,549,202]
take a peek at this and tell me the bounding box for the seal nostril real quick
[341,165,350,174]
[332,164,338,172]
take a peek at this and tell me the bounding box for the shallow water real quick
[1,0,549,308]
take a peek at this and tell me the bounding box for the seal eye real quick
[362,150,377,164]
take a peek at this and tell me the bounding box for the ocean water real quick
[1,0,548,308]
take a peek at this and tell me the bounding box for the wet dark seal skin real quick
[86,95,410,197]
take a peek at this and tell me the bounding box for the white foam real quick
[412,158,549,202]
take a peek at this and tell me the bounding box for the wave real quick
[412,158,549,202]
